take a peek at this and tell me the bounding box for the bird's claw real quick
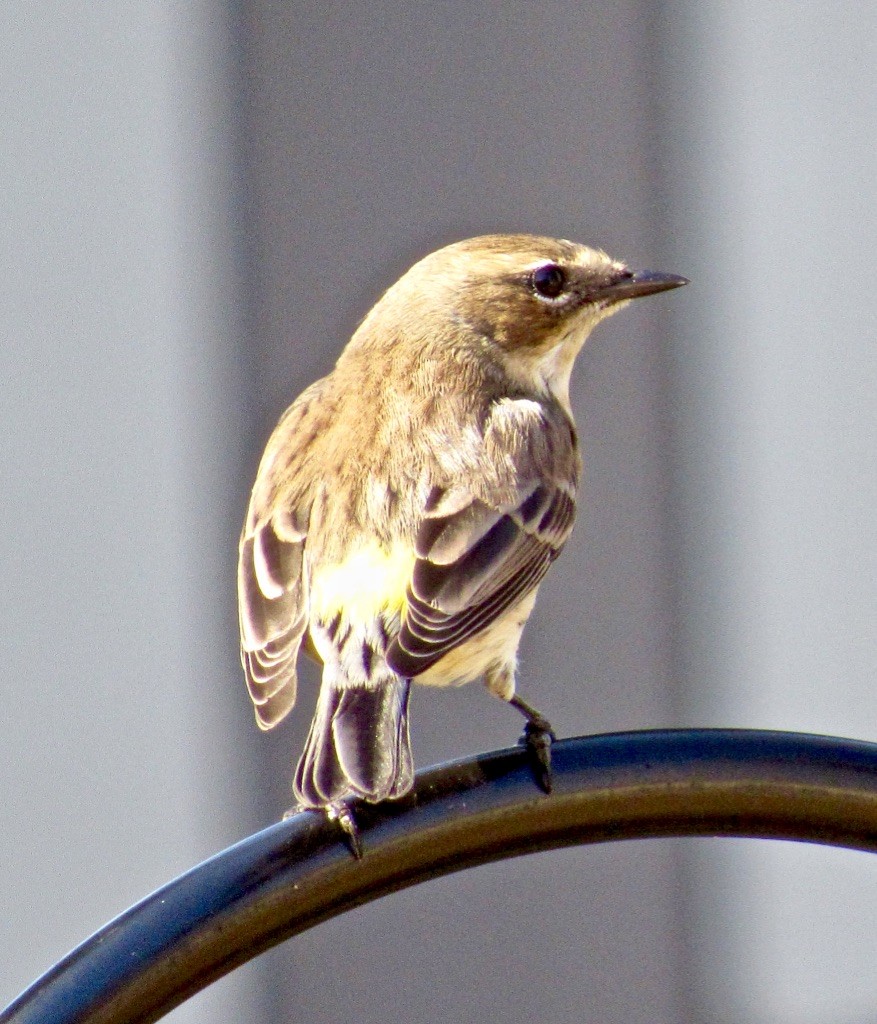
[519,719,556,794]
[327,802,363,859]
[508,693,556,794]
[283,801,363,859]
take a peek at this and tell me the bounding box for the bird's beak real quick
[596,269,688,303]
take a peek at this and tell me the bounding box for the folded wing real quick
[238,384,327,730]
[387,478,576,678]
[238,515,308,729]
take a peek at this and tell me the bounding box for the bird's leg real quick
[508,693,556,794]
[282,801,363,859]
[326,802,364,859]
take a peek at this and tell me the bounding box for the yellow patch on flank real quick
[310,539,415,625]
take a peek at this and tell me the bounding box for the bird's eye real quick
[531,263,567,300]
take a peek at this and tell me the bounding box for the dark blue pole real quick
[5,729,877,1024]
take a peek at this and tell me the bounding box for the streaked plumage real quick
[238,234,686,810]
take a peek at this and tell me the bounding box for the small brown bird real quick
[238,235,685,819]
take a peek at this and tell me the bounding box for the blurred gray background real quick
[3,3,876,1023]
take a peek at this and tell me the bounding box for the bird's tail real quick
[293,674,413,808]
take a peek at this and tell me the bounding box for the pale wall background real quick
[660,4,877,1020]
[3,3,876,1023]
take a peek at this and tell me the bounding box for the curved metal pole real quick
[5,728,877,1024]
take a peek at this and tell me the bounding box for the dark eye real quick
[531,263,567,300]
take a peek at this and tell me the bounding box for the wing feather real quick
[387,481,576,679]
[238,382,327,730]
[238,518,308,729]
[387,397,579,680]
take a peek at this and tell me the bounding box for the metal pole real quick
[5,728,877,1024]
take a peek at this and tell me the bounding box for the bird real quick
[238,234,686,834]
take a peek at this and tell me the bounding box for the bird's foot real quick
[508,694,556,794]
[326,802,363,859]
[520,719,555,793]
[282,801,363,859]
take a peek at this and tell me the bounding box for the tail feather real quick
[294,676,412,808]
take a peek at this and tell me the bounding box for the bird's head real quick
[356,234,687,409]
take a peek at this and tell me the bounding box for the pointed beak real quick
[596,269,688,303]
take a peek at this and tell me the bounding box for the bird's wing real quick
[238,384,325,730]
[387,400,578,679]
[238,514,308,730]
